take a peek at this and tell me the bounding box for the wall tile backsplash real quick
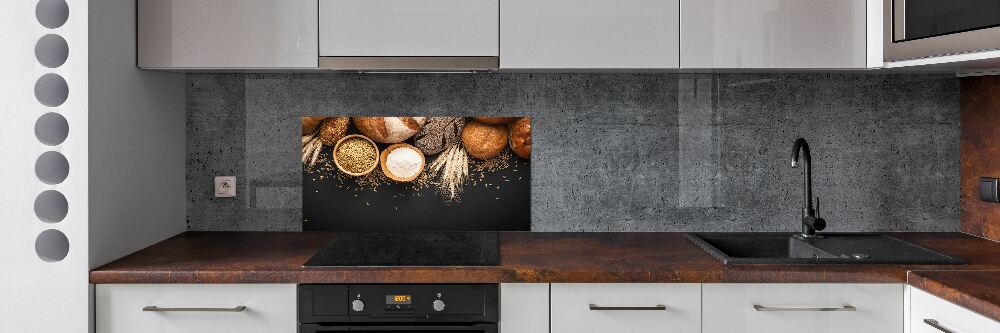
[186,73,959,232]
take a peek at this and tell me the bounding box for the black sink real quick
[687,233,966,265]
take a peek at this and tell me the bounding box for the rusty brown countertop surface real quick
[908,270,1000,323]
[91,231,1000,285]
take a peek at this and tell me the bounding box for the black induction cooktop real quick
[303,232,500,266]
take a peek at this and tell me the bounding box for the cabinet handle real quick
[588,304,667,311]
[923,319,955,333]
[753,304,856,312]
[143,306,247,312]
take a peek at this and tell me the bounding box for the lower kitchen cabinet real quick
[93,282,1000,333]
[550,283,701,333]
[500,283,549,333]
[96,284,296,333]
[702,283,903,333]
[909,287,1000,333]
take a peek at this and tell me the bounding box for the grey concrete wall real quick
[186,73,959,232]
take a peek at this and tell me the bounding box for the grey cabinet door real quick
[319,0,499,57]
[138,0,318,69]
[681,0,870,69]
[501,0,680,69]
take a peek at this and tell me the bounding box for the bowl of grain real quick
[380,143,426,182]
[333,134,379,176]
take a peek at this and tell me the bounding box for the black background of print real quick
[303,144,530,232]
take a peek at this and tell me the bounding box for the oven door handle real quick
[299,323,498,332]
[298,325,349,332]
[348,323,496,331]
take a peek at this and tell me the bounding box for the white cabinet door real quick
[500,284,549,333]
[680,0,869,68]
[501,0,680,69]
[137,0,318,69]
[910,287,1000,333]
[702,284,903,333]
[319,0,499,56]
[96,284,297,333]
[551,283,700,333]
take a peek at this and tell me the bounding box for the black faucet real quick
[791,138,826,237]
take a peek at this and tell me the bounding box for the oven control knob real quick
[351,299,365,312]
[432,299,446,312]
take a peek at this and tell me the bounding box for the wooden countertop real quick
[908,270,1000,323]
[90,232,1000,321]
[91,232,1000,284]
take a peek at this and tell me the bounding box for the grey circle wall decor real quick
[34,0,73,266]
[35,151,69,185]
[35,34,69,68]
[36,0,69,29]
[34,190,68,223]
[35,229,69,262]
[35,112,69,146]
[34,73,69,107]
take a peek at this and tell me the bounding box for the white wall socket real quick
[215,176,236,197]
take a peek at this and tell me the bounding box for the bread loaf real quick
[302,117,326,135]
[413,117,466,155]
[461,120,508,160]
[353,117,427,143]
[473,117,516,125]
[318,117,350,146]
[509,117,531,159]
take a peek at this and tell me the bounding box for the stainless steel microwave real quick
[885,0,1000,62]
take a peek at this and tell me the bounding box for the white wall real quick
[88,0,186,269]
[0,0,185,331]
[0,0,90,331]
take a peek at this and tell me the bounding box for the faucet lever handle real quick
[815,196,820,218]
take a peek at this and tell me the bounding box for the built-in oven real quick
[299,284,499,333]
[885,0,1000,61]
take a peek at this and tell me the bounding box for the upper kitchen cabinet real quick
[500,0,680,69]
[681,0,880,69]
[319,0,500,70]
[137,0,318,69]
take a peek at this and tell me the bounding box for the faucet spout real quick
[791,138,825,237]
[791,138,813,213]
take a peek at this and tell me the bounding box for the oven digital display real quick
[386,295,412,305]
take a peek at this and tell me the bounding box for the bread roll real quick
[353,117,427,143]
[302,117,326,135]
[473,117,516,125]
[462,120,508,160]
[509,117,531,159]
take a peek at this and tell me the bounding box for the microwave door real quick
[896,0,1000,42]
[885,0,1000,61]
